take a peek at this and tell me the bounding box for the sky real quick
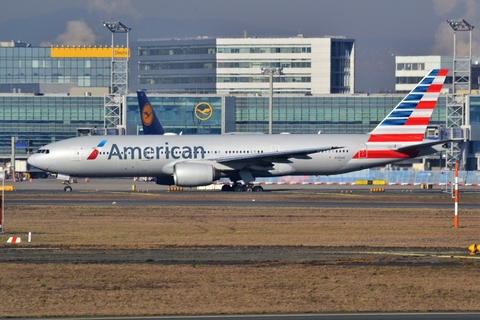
[1,0,480,93]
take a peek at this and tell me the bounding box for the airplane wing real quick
[194,145,343,183]
[214,145,344,164]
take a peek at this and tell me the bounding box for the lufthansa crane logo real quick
[194,102,213,121]
[141,103,154,126]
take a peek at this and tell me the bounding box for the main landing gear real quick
[221,183,263,192]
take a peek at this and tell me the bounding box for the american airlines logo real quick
[87,139,107,160]
[88,142,206,160]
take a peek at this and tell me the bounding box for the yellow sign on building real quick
[50,47,130,58]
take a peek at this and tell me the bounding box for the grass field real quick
[1,191,480,317]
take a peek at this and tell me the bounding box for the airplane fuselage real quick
[28,133,437,180]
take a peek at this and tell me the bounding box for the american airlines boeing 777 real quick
[28,69,449,192]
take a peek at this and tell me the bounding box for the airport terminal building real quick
[131,36,355,95]
[1,38,480,170]
[395,55,480,93]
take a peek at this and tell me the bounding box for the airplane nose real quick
[27,154,38,167]
[27,154,47,171]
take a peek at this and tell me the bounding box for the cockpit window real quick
[36,149,50,154]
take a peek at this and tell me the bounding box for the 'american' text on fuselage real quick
[107,143,206,160]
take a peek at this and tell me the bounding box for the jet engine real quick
[154,176,175,185]
[173,162,221,187]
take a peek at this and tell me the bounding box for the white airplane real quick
[28,69,449,192]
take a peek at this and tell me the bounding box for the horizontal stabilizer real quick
[392,139,453,152]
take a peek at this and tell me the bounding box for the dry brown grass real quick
[2,264,480,317]
[2,204,479,247]
[2,196,480,316]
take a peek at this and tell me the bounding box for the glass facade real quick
[131,39,218,94]
[397,76,453,86]
[217,46,311,54]
[0,47,110,88]
[469,96,480,157]
[235,95,446,134]
[125,95,223,135]
[139,46,216,56]
[396,63,426,71]
[331,41,353,93]
[217,76,311,83]
[217,61,311,68]
[470,96,480,125]
[139,76,216,85]
[0,96,104,157]
[0,93,456,161]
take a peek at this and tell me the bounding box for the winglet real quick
[137,90,165,135]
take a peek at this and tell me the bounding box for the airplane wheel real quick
[245,186,253,192]
[64,186,73,192]
[252,186,263,192]
[235,185,245,192]
[221,185,232,192]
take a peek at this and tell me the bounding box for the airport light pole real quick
[102,21,131,132]
[444,19,474,170]
[261,68,283,134]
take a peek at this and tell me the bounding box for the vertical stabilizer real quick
[137,90,165,135]
[369,69,448,143]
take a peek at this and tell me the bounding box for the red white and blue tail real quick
[369,69,448,143]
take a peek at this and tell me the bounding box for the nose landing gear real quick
[62,180,73,192]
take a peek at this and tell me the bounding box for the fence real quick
[233,169,480,186]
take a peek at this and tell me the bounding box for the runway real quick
[7,177,477,194]
[5,178,480,208]
[6,197,480,208]
[1,245,479,266]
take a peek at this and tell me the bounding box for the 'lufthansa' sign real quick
[194,102,213,121]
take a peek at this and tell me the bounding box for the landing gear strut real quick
[62,180,73,192]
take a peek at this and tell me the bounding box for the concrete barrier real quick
[7,237,21,243]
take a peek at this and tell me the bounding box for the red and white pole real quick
[0,195,2,233]
[454,160,459,228]
[0,167,3,233]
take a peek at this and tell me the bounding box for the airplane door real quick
[71,147,81,161]
[358,144,368,158]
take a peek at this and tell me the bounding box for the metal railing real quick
[245,169,480,186]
